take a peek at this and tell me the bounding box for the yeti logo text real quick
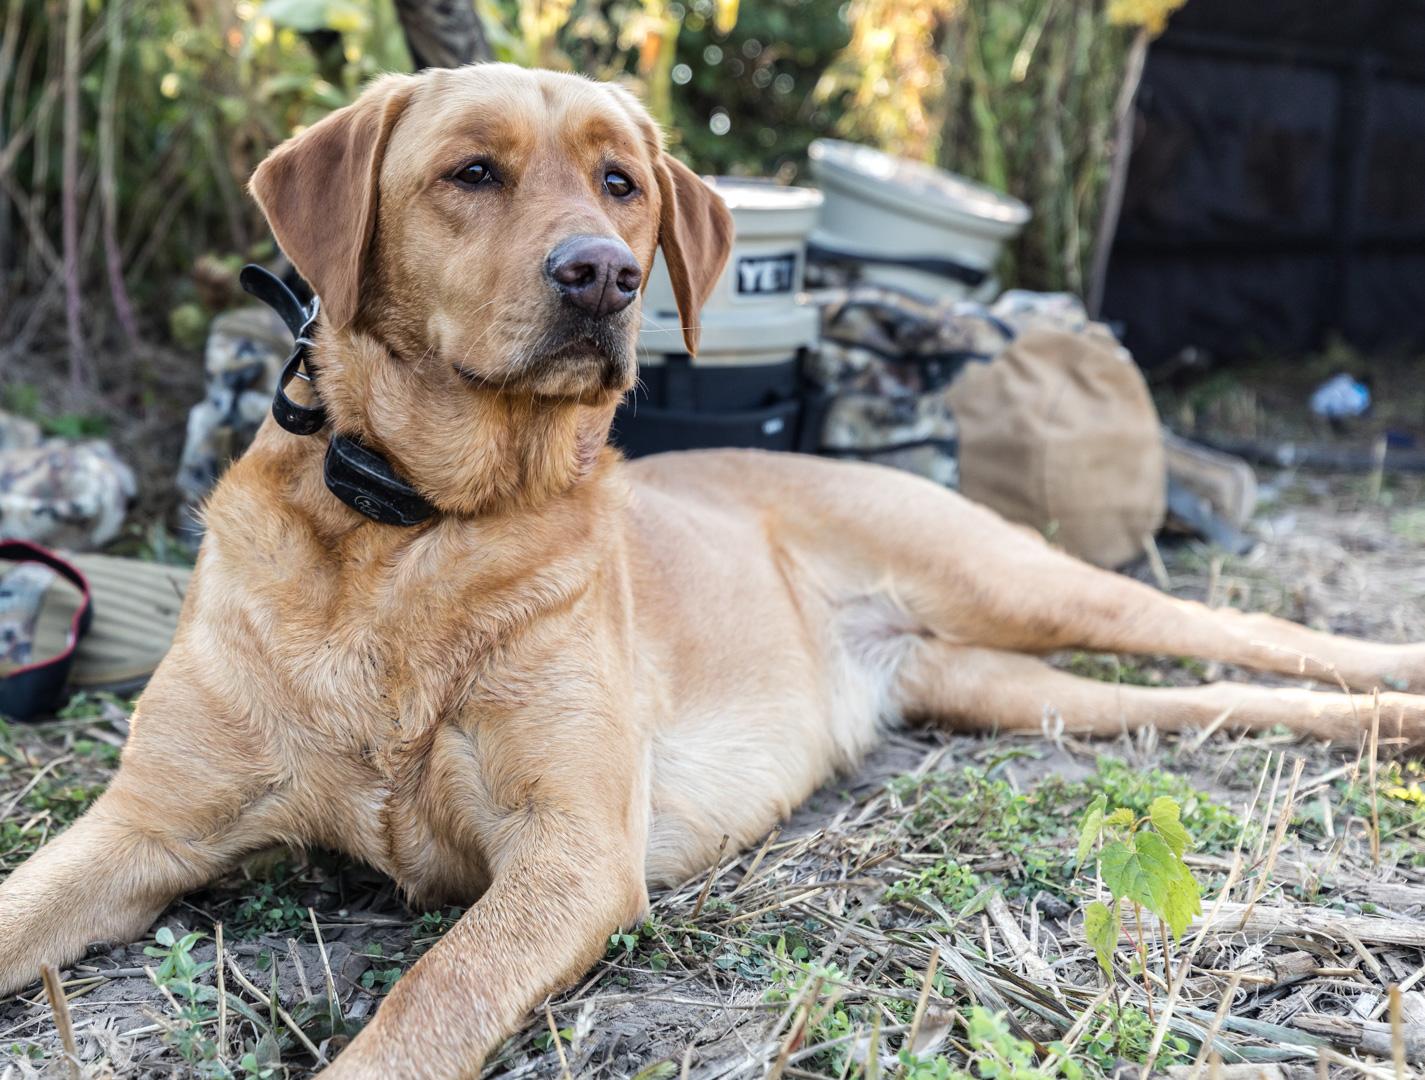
[736,253,797,296]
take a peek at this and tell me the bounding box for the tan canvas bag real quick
[947,327,1166,568]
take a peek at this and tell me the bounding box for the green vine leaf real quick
[1104,807,1135,829]
[1094,832,1197,934]
[1149,796,1193,857]
[1102,832,1201,937]
[1157,858,1202,938]
[1083,899,1118,974]
[1076,794,1108,865]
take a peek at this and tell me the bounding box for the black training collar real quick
[239,265,436,527]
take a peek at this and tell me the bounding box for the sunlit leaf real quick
[1104,807,1135,829]
[1149,795,1192,857]
[1101,832,1201,937]
[259,0,368,35]
[1076,793,1107,865]
[1083,899,1117,974]
[714,0,739,35]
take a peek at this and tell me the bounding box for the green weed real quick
[0,773,108,870]
[357,943,406,994]
[886,858,984,909]
[1053,758,1244,854]
[227,878,313,939]
[144,927,230,1075]
[142,925,353,1076]
[1063,653,1210,687]
[1295,760,1425,866]
[886,759,1239,901]
[1,384,107,438]
[1078,1004,1189,1071]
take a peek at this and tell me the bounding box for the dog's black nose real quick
[546,235,642,318]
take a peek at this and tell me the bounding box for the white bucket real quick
[618,178,825,458]
[638,177,823,366]
[807,139,1030,302]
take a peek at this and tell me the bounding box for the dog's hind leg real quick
[860,490,1425,695]
[893,639,1425,745]
[784,465,1422,695]
[0,659,288,997]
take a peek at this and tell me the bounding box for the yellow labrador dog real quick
[2,64,1423,1077]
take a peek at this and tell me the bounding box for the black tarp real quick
[1101,0,1425,363]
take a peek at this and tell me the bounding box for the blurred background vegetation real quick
[0,0,1178,403]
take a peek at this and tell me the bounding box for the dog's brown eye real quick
[452,161,496,188]
[604,171,635,198]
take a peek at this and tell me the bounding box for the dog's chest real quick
[299,682,502,902]
[243,595,501,900]
[279,608,583,903]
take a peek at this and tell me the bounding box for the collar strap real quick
[241,264,327,436]
[240,264,436,527]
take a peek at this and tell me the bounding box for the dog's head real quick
[250,64,732,405]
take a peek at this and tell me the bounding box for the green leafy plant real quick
[357,943,406,994]
[143,928,231,1074]
[1061,757,1245,855]
[228,878,314,939]
[140,927,343,1076]
[1078,1004,1189,1070]
[533,1024,575,1051]
[145,926,213,987]
[0,775,109,873]
[1077,793,1201,1002]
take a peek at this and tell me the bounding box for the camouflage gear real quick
[168,284,1110,504]
[0,562,58,667]
[0,429,136,549]
[987,289,1093,336]
[805,284,1105,485]
[0,412,42,453]
[177,305,289,502]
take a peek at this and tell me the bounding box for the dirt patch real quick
[1,471,1422,1079]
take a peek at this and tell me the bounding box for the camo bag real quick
[806,286,1165,567]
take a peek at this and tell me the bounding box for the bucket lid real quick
[808,139,1030,231]
[708,177,824,212]
[705,177,823,239]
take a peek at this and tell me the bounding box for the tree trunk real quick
[1086,26,1150,319]
[393,0,493,70]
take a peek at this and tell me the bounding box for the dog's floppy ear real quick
[249,74,416,331]
[654,155,733,355]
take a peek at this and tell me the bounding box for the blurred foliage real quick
[816,0,957,163]
[479,0,848,174]
[941,0,1134,294]
[668,0,849,179]
[820,0,1188,292]
[0,0,412,351]
[1107,0,1187,36]
[0,0,847,357]
[1,0,1186,368]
